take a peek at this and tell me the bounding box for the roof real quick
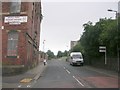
[70,52,82,56]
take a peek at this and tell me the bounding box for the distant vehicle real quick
[69,52,84,66]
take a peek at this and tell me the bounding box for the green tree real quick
[57,51,63,58]
[71,41,84,53]
[46,50,55,60]
[63,50,68,56]
[72,18,118,65]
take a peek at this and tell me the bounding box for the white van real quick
[69,52,84,66]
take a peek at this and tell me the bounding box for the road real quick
[31,58,118,88]
[2,58,118,88]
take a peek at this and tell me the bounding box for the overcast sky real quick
[40,0,119,55]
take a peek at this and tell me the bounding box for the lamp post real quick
[108,9,117,18]
[43,40,45,52]
[43,40,46,59]
[66,45,69,61]
[108,9,119,72]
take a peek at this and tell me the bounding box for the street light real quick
[108,9,117,18]
[108,9,117,12]
[107,9,119,72]
[43,40,46,52]
[66,45,70,62]
[43,40,46,59]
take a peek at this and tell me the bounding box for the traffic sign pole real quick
[99,46,107,64]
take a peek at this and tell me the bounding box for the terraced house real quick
[2,1,42,73]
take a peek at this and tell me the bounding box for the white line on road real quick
[73,76,84,87]
[63,67,66,69]
[18,85,22,88]
[66,69,70,74]
[27,85,31,88]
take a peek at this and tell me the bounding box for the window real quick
[7,31,19,56]
[10,0,21,13]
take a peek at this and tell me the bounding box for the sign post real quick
[99,46,107,64]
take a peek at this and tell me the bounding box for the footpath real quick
[2,62,47,88]
[82,66,119,88]
[65,58,119,88]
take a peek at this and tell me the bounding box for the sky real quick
[40,0,119,55]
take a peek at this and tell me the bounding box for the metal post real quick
[116,11,119,72]
[99,46,107,64]
[105,51,107,64]
[43,40,45,59]
[117,15,119,72]
[108,9,119,71]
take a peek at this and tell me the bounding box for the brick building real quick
[2,2,42,70]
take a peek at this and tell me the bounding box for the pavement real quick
[79,66,119,88]
[2,61,47,88]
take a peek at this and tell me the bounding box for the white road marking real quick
[18,85,22,88]
[63,67,66,69]
[73,76,84,87]
[66,69,70,74]
[27,85,31,88]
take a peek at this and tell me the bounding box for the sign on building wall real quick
[4,16,28,25]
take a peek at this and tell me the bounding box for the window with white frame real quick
[7,31,19,56]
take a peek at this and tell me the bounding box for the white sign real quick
[99,46,107,64]
[99,46,106,49]
[99,46,106,52]
[4,16,28,24]
[99,50,106,52]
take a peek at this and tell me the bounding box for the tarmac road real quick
[32,58,118,88]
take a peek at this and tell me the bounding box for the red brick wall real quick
[2,2,42,67]
[2,2,10,13]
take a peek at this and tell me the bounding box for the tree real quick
[63,50,69,56]
[57,51,63,58]
[70,42,84,53]
[72,18,118,65]
[46,50,55,60]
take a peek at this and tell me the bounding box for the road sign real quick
[99,46,107,64]
[99,46,106,49]
[99,50,106,52]
[99,46,106,52]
